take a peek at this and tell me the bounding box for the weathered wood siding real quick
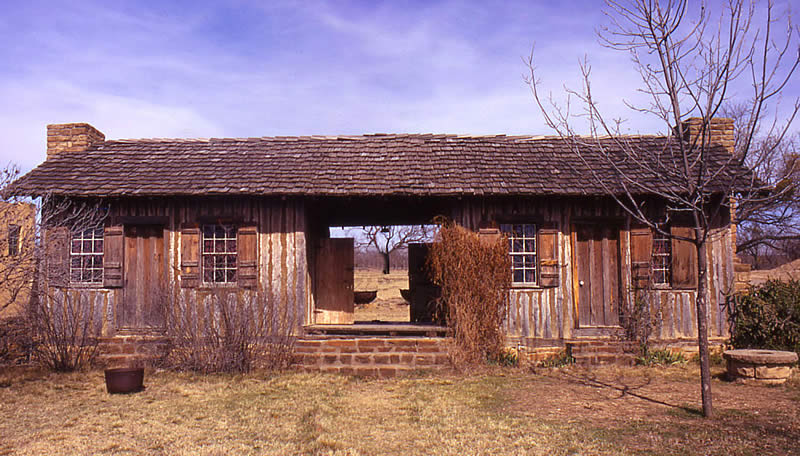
[452,197,734,345]
[48,197,309,337]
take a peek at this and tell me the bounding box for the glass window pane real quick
[204,240,214,253]
[226,239,236,252]
[226,269,236,282]
[512,239,523,253]
[525,269,536,283]
[513,269,524,283]
[524,224,536,238]
[215,240,225,252]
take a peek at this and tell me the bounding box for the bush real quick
[28,289,101,371]
[0,316,33,364]
[164,289,295,373]
[730,279,800,354]
[428,221,511,366]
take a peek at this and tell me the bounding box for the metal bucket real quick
[104,367,145,394]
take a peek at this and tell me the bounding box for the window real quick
[202,224,237,283]
[500,223,537,284]
[70,227,104,283]
[7,224,19,256]
[652,226,671,286]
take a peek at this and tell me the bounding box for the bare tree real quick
[526,0,799,417]
[359,225,434,274]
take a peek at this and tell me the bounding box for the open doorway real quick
[329,224,436,323]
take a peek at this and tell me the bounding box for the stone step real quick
[293,336,451,376]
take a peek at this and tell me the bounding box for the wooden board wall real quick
[46,197,310,337]
[451,197,735,345]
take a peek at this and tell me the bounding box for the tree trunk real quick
[695,238,713,418]
[381,251,390,275]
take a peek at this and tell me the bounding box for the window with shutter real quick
[201,224,238,283]
[70,227,104,284]
[500,223,538,284]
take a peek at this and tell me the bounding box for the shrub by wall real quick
[730,279,800,354]
[428,221,510,366]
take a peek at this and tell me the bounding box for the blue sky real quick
[1,0,797,172]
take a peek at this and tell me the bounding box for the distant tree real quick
[527,0,799,417]
[360,225,434,274]
[732,128,799,265]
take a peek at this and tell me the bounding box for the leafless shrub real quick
[427,220,511,366]
[28,289,103,371]
[620,287,662,356]
[164,288,295,373]
[24,196,108,372]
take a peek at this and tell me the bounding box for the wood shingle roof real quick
[9,133,745,198]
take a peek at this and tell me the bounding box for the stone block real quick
[755,365,792,380]
[727,360,755,377]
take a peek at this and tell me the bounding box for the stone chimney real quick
[679,117,735,153]
[46,123,105,159]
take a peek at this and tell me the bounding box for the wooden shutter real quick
[671,226,698,289]
[103,225,124,288]
[537,224,559,288]
[45,227,70,287]
[237,225,258,288]
[630,227,653,289]
[180,226,200,288]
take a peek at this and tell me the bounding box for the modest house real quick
[9,121,746,367]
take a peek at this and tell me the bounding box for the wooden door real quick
[573,223,621,327]
[314,238,354,324]
[120,225,166,329]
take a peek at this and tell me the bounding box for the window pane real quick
[524,239,536,253]
[512,239,523,253]
[226,239,236,252]
[215,239,225,252]
[525,269,536,283]
[524,224,536,237]
[204,239,214,253]
[513,269,524,283]
[226,269,236,282]
[203,267,214,282]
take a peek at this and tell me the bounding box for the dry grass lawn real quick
[353,268,410,322]
[1,363,799,455]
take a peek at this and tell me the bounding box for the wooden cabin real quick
[8,121,745,366]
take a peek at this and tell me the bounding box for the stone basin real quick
[723,349,798,384]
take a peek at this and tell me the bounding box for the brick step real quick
[294,336,450,376]
[296,351,449,368]
[296,364,448,378]
[572,352,636,366]
[566,340,636,366]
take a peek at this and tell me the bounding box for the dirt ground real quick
[352,268,410,322]
[1,363,798,455]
